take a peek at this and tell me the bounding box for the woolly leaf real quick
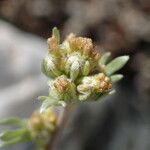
[110,74,124,83]
[0,128,28,141]
[104,56,129,76]
[99,52,111,65]
[0,118,26,127]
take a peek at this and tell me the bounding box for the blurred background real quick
[0,0,150,150]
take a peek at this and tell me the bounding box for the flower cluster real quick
[47,75,77,107]
[41,27,129,108]
[77,73,112,101]
[0,27,129,150]
[28,108,57,148]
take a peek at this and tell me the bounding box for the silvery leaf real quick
[0,118,26,127]
[0,128,28,141]
[110,74,124,83]
[99,52,111,65]
[104,56,129,76]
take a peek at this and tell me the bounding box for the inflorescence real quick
[0,27,129,150]
[40,27,129,110]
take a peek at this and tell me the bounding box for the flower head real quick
[28,108,57,147]
[77,73,112,101]
[29,107,56,132]
[47,75,77,107]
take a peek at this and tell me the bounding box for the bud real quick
[42,55,61,78]
[62,35,101,79]
[48,75,77,106]
[82,61,90,76]
[77,84,91,101]
[43,108,57,125]
[67,36,93,54]
[29,112,43,130]
[53,75,70,92]
[63,33,75,54]
[70,61,80,81]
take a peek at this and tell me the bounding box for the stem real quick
[45,106,71,150]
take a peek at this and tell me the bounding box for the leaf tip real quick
[52,26,58,32]
[122,55,130,62]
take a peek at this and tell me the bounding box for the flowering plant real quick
[0,27,129,150]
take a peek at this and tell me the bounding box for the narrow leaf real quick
[99,52,111,65]
[110,74,124,83]
[105,56,129,76]
[0,128,28,141]
[38,96,48,101]
[0,136,29,148]
[52,27,60,44]
[0,118,26,126]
